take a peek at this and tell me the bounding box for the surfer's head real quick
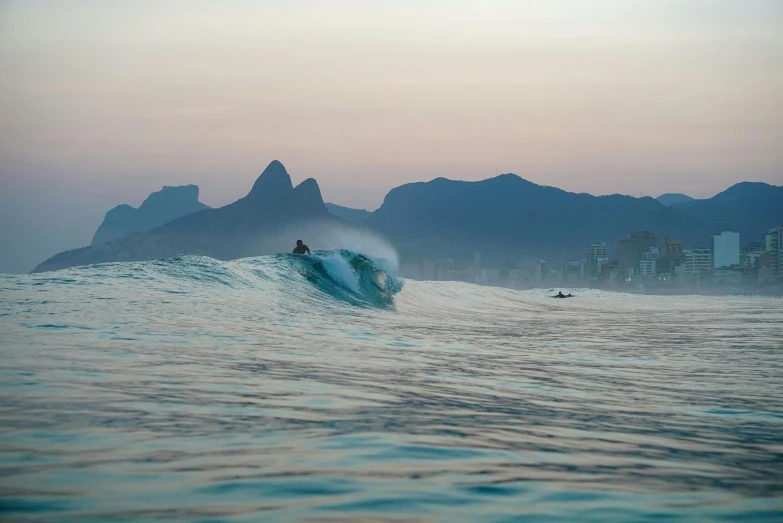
[296,240,303,246]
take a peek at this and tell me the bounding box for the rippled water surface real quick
[1,254,782,522]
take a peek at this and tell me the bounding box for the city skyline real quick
[400,224,783,294]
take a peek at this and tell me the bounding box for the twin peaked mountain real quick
[34,161,783,272]
[33,161,340,272]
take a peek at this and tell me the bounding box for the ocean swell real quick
[25,250,404,308]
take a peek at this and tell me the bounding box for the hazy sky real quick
[1,0,782,272]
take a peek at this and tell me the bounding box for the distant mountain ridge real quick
[670,182,783,246]
[656,193,693,206]
[92,185,210,245]
[33,162,348,273]
[33,162,783,273]
[365,174,782,266]
[364,174,707,266]
[325,203,371,225]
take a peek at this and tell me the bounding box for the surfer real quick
[293,240,311,255]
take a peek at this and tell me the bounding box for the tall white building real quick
[712,231,740,268]
[585,242,607,279]
[685,248,712,277]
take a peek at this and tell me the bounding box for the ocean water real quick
[1,251,782,522]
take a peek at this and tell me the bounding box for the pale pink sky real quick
[1,0,782,272]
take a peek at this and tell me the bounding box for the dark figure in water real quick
[556,291,566,298]
[293,240,311,255]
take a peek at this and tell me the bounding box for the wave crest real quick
[21,250,404,308]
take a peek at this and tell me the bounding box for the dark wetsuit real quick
[293,244,311,254]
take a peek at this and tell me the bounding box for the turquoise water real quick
[1,252,782,522]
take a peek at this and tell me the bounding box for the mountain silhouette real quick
[364,174,781,266]
[33,161,344,273]
[34,164,782,273]
[656,193,693,207]
[325,203,371,225]
[671,182,783,244]
[91,185,210,245]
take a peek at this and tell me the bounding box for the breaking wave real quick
[290,250,403,307]
[39,250,403,308]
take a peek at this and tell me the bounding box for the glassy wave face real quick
[1,253,782,522]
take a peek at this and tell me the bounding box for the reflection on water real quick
[1,256,782,521]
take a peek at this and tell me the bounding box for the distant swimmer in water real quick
[554,291,574,298]
[293,240,311,255]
